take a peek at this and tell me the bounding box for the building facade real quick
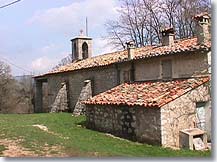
[34,13,211,148]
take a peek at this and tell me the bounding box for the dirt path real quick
[0,125,73,157]
[0,138,69,157]
[0,139,36,157]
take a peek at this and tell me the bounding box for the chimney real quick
[160,27,175,46]
[126,41,135,60]
[193,12,211,44]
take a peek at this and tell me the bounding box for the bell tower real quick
[71,30,93,61]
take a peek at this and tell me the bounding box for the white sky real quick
[0,0,119,76]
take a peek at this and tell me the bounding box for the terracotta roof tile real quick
[84,77,210,108]
[35,37,211,77]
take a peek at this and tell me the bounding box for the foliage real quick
[105,0,211,49]
[0,60,33,113]
[0,113,211,157]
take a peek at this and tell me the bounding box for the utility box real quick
[179,128,207,150]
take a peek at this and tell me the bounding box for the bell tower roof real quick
[70,36,92,41]
[71,29,92,41]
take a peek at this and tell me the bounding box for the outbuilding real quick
[84,77,211,148]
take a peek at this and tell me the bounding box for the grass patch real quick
[0,113,211,157]
[0,145,6,156]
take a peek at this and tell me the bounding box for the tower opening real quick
[73,43,77,60]
[82,42,88,59]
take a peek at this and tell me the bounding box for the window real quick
[196,102,206,130]
[82,42,88,59]
[161,59,172,79]
[123,70,130,82]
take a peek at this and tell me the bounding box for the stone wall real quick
[45,65,118,113]
[73,80,92,115]
[67,66,118,113]
[134,52,209,81]
[118,62,133,83]
[42,82,49,112]
[160,83,211,148]
[135,58,161,81]
[47,75,69,112]
[50,83,69,113]
[34,80,42,113]
[86,105,161,145]
[114,51,209,83]
[172,53,209,78]
[134,107,161,145]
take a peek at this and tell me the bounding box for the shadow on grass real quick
[75,119,87,128]
[0,145,6,156]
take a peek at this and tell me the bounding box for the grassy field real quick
[0,113,211,157]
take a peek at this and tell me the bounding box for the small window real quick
[161,59,172,79]
[123,70,130,82]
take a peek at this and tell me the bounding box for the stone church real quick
[34,13,211,148]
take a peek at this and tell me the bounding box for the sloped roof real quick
[35,37,211,78]
[84,77,210,108]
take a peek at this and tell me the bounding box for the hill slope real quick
[0,113,211,157]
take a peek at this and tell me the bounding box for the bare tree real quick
[170,0,210,38]
[0,61,13,112]
[0,60,34,113]
[105,0,151,49]
[105,0,211,49]
[52,54,72,71]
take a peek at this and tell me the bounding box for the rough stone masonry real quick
[50,82,69,113]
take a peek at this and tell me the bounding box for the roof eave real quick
[33,44,211,79]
